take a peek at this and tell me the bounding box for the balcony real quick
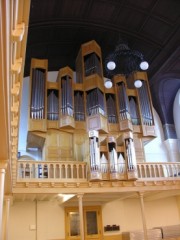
[17,161,180,182]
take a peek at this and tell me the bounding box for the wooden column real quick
[0,162,7,240]
[3,196,11,240]
[138,192,148,240]
[77,193,84,240]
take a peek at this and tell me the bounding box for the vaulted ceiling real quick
[24,0,180,128]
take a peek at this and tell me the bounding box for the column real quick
[138,192,148,240]
[3,196,11,240]
[0,162,7,240]
[77,193,84,240]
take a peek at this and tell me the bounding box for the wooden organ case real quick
[27,40,156,181]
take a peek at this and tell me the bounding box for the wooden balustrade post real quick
[77,165,79,179]
[77,193,84,240]
[138,192,148,240]
[3,196,11,240]
[0,162,8,240]
[71,164,73,178]
[139,165,142,178]
[144,166,147,178]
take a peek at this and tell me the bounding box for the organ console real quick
[27,40,156,181]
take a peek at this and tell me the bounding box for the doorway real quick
[65,206,102,240]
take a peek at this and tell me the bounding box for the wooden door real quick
[65,206,102,240]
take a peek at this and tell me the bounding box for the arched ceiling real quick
[24,0,180,125]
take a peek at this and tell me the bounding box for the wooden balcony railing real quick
[17,161,88,182]
[17,161,180,181]
[137,162,180,179]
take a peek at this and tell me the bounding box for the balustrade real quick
[17,161,180,181]
[17,161,87,181]
[137,162,180,179]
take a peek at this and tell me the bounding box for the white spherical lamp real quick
[107,61,116,70]
[134,80,142,88]
[104,79,113,89]
[140,61,149,70]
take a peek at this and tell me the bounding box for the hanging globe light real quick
[107,61,116,70]
[134,80,142,88]
[140,61,149,70]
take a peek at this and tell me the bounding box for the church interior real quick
[0,0,180,240]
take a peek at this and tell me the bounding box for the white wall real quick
[102,197,180,235]
[9,197,180,240]
[144,108,169,162]
[9,201,65,240]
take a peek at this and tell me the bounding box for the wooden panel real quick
[75,121,86,130]
[142,125,156,137]
[60,115,75,129]
[127,89,137,97]
[133,71,148,81]
[45,130,74,161]
[31,58,48,69]
[87,114,108,133]
[108,123,119,132]
[133,125,142,133]
[29,119,47,132]
[116,146,124,152]
[81,40,101,57]
[58,66,73,79]
[84,74,104,92]
[47,120,59,129]
[133,135,145,162]
[47,81,59,90]
[119,119,133,131]
[74,83,84,91]
[113,75,126,84]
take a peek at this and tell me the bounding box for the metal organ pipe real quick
[106,94,117,123]
[138,81,153,126]
[30,68,45,119]
[117,82,131,121]
[108,141,118,173]
[117,153,125,174]
[74,91,85,121]
[86,88,105,116]
[129,97,140,125]
[89,130,100,172]
[61,76,73,117]
[125,138,137,173]
[47,90,59,120]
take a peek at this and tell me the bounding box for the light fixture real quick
[107,61,116,70]
[140,61,149,70]
[105,39,149,77]
[104,78,113,89]
[134,80,142,88]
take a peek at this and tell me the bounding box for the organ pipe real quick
[117,82,131,121]
[125,138,137,173]
[30,68,46,119]
[89,130,101,173]
[74,91,85,121]
[106,94,118,123]
[61,75,73,117]
[108,141,118,173]
[84,52,102,77]
[86,88,105,116]
[47,89,59,120]
[129,97,140,125]
[117,153,125,175]
[138,81,153,126]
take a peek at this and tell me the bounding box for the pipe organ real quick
[27,40,156,181]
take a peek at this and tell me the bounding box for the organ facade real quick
[27,40,156,182]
